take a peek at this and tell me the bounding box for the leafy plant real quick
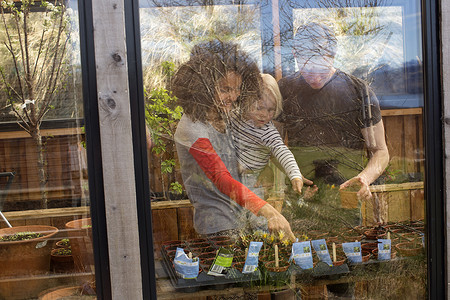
[145,61,184,199]
[1,231,43,242]
[53,247,71,256]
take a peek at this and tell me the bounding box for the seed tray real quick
[160,238,262,292]
[160,238,352,292]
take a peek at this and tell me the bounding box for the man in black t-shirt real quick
[278,22,389,201]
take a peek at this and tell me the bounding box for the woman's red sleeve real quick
[189,138,267,215]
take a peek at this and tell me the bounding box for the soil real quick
[0,231,43,242]
[265,260,290,272]
[53,248,72,256]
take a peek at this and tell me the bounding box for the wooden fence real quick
[0,127,85,211]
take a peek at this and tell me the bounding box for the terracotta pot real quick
[332,255,346,266]
[265,260,290,272]
[339,234,364,243]
[189,242,210,248]
[39,286,96,300]
[326,235,339,243]
[187,238,207,244]
[372,248,397,259]
[200,257,215,270]
[233,261,246,272]
[214,240,233,248]
[197,251,217,260]
[308,230,329,240]
[55,239,70,249]
[364,228,387,240]
[395,242,423,257]
[0,225,58,278]
[165,250,176,260]
[65,218,94,272]
[399,232,422,243]
[361,250,371,262]
[361,242,378,252]
[51,248,74,273]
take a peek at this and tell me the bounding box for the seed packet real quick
[242,241,263,274]
[207,247,233,276]
[342,242,362,264]
[377,239,391,261]
[173,247,199,279]
[311,239,332,266]
[291,241,314,269]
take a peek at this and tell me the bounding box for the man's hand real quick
[340,176,371,202]
[258,203,295,241]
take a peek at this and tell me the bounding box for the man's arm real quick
[340,120,389,200]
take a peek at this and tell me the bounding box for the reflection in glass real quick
[141,1,426,299]
[0,1,94,299]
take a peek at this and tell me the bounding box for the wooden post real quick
[443,0,450,285]
[92,1,142,299]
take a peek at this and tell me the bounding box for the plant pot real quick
[308,230,329,240]
[361,250,371,262]
[65,218,94,272]
[0,225,58,278]
[395,242,423,257]
[55,239,70,249]
[264,260,290,272]
[339,234,364,243]
[364,228,387,240]
[186,238,208,244]
[214,240,233,248]
[38,286,96,300]
[233,261,246,273]
[372,248,397,259]
[51,248,74,273]
[361,242,378,252]
[332,255,346,266]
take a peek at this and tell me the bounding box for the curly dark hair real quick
[172,39,262,123]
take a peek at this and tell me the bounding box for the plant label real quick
[342,242,362,264]
[242,241,262,274]
[291,241,314,269]
[311,239,332,266]
[208,247,233,276]
[173,247,199,279]
[377,239,391,261]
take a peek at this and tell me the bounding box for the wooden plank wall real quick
[151,200,198,259]
[381,108,424,176]
[0,129,85,211]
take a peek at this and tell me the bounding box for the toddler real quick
[230,74,304,199]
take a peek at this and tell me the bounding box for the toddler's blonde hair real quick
[261,73,282,118]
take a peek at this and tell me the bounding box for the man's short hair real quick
[293,22,337,59]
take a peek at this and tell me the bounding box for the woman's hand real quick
[340,176,371,201]
[258,203,295,241]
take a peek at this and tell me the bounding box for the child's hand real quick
[291,177,314,195]
[291,178,303,194]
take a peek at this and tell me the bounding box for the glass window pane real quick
[0,1,95,299]
[140,1,426,298]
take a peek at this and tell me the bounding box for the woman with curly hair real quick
[173,40,295,240]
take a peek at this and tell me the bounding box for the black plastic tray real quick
[160,238,352,292]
